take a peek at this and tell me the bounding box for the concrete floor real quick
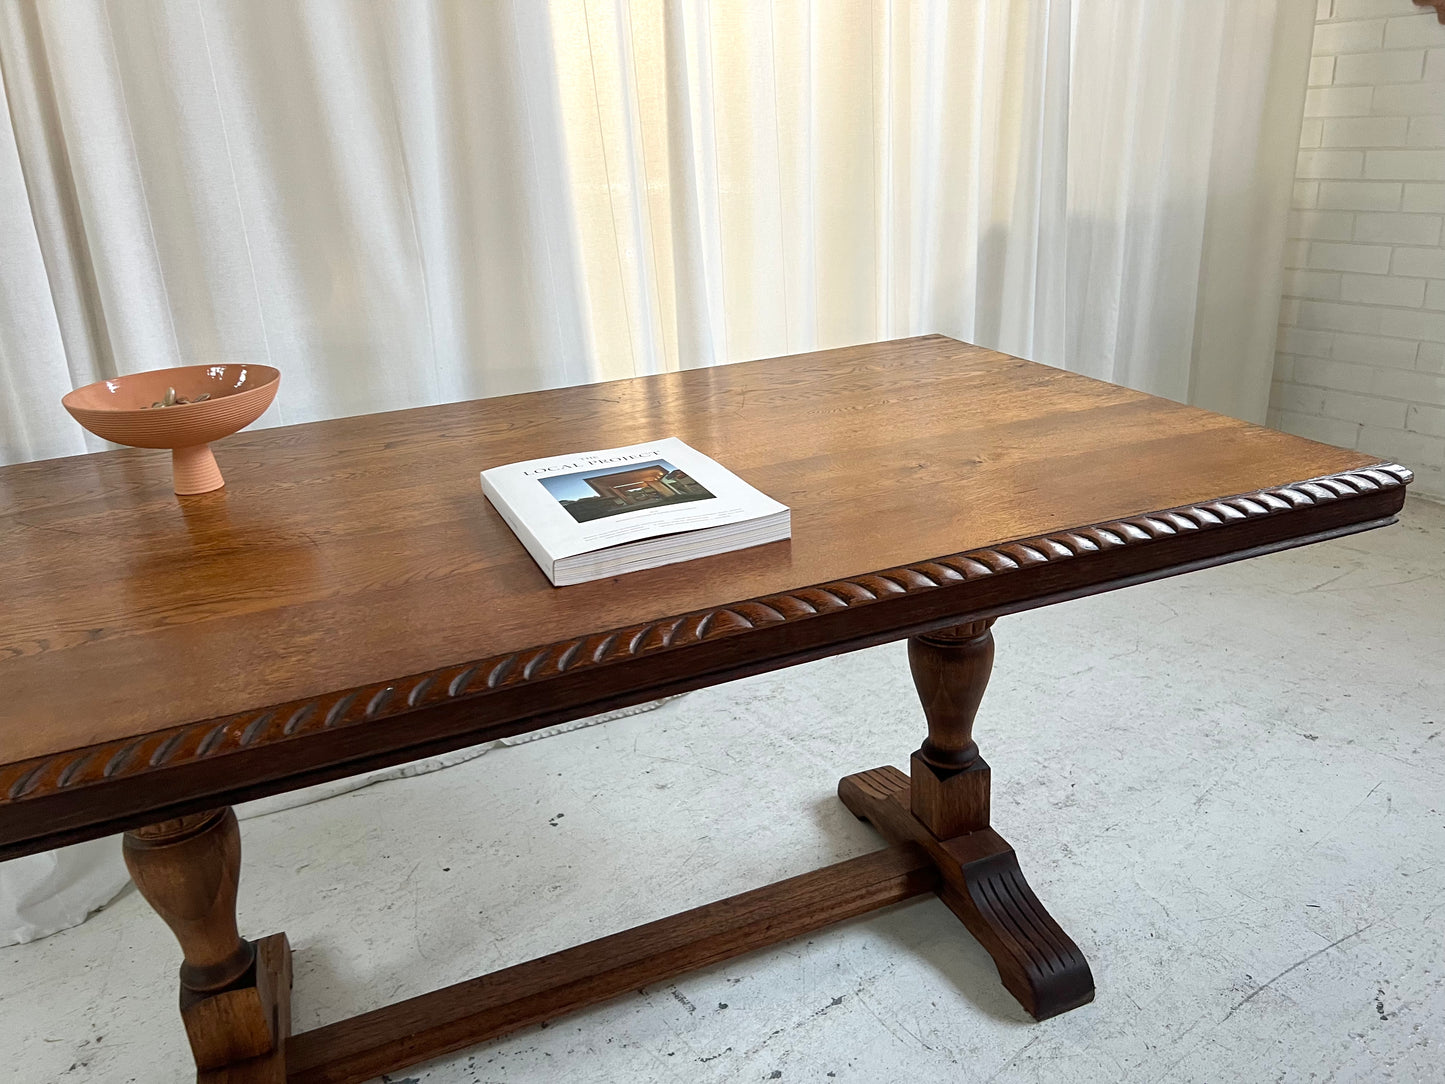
[5,498,1443,1084]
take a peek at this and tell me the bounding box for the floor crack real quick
[1221,923,1375,1023]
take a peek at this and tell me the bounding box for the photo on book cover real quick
[537,459,716,523]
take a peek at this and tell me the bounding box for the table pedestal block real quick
[195,933,292,1084]
[909,753,991,841]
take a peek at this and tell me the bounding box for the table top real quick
[0,336,1410,856]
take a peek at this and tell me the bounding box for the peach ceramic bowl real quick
[62,364,280,494]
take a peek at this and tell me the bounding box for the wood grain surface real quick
[0,336,1409,855]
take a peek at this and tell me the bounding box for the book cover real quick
[481,437,789,585]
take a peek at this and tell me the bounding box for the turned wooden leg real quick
[908,620,995,838]
[839,620,1094,1020]
[123,808,291,1081]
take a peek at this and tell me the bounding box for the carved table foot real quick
[122,808,292,1081]
[837,620,1094,1020]
[839,766,1093,1019]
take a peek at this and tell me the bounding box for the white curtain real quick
[0,0,1315,940]
[0,0,1313,467]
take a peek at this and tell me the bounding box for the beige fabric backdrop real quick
[0,0,1313,468]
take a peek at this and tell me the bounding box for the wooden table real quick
[0,336,1411,1081]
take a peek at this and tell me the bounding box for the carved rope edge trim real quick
[1,463,1412,805]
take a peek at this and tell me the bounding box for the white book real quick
[480,437,791,586]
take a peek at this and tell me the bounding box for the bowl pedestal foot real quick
[172,444,224,494]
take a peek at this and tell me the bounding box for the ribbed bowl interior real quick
[63,365,280,450]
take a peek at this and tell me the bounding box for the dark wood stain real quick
[0,336,1410,858]
[4,336,1412,1081]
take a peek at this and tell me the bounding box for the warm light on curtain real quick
[548,1,1072,378]
[548,0,1315,416]
[0,0,1314,466]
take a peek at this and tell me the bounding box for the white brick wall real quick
[1272,2,1445,499]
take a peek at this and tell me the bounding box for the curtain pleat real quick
[0,0,1313,466]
